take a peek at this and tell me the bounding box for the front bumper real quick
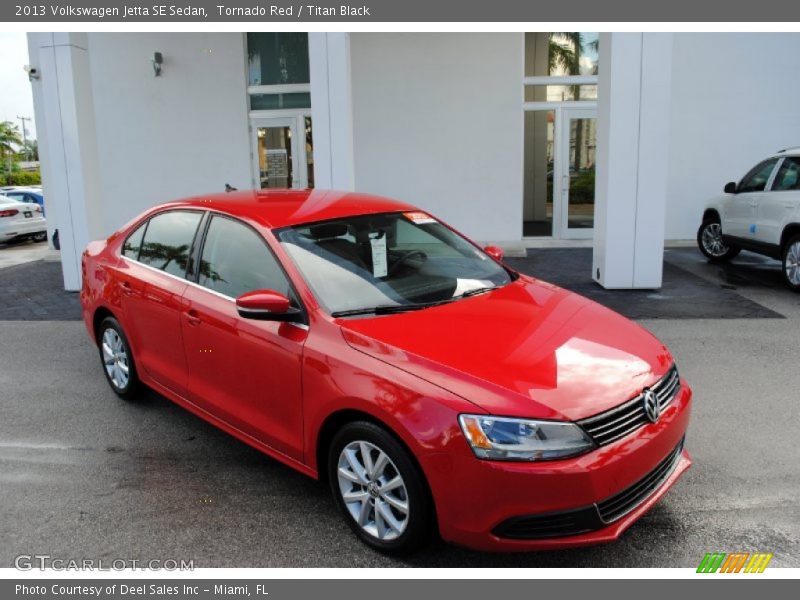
[426,382,692,552]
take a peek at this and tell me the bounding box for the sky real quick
[0,32,36,140]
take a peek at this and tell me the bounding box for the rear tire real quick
[97,316,141,400]
[697,219,740,262]
[328,421,432,555]
[782,234,800,292]
[32,231,47,242]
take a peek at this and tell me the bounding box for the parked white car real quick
[0,196,47,243]
[698,147,800,290]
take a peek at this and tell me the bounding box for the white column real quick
[27,32,102,291]
[592,33,674,289]
[308,32,355,191]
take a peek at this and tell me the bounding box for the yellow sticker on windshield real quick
[403,211,437,225]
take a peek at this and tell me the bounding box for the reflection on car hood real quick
[339,277,673,421]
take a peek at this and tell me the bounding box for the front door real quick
[181,214,307,460]
[727,157,779,239]
[251,116,313,190]
[557,108,597,239]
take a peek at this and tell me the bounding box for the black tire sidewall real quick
[97,316,139,399]
[327,421,432,555]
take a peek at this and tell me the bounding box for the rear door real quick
[117,209,204,397]
[727,158,779,239]
[758,156,800,246]
[181,214,307,460]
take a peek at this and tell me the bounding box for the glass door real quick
[251,115,313,190]
[558,108,597,239]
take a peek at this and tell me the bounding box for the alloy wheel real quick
[701,222,729,257]
[101,328,130,390]
[336,440,410,541]
[785,241,800,286]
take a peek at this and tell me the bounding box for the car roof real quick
[1,187,41,195]
[774,147,800,157]
[165,189,419,229]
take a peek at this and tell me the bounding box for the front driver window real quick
[198,215,291,299]
[772,158,800,191]
[738,158,779,193]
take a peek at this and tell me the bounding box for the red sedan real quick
[80,189,692,554]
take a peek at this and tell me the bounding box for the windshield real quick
[276,212,513,316]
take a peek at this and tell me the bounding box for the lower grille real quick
[493,437,685,540]
[578,365,681,447]
[491,507,599,540]
[596,437,684,523]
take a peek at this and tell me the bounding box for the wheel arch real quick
[702,208,721,223]
[780,223,800,252]
[92,305,117,342]
[316,408,413,483]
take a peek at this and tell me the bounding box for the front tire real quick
[97,316,140,400]
[328,421,432,555]
[782,234,800,292]
[697,219,740,262]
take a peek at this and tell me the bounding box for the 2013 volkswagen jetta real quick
[80,189,692,554]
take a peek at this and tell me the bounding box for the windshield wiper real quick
[459,286,496,298]
[332,300,451,318]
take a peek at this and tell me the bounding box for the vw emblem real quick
[643,389,660,423]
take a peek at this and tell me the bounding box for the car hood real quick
[339,277,673,421]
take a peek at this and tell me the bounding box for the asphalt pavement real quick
[1,249,799,567]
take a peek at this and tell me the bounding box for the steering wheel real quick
[387,250,427,276]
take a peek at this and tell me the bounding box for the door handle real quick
[120,281,134,296]
[185,309,201,326]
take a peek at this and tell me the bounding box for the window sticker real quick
[402,211,437,225]
[370,231,388,278]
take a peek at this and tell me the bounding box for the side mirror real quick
[724,181,738,194]
[236,290,302,322]
[484,245,504,261]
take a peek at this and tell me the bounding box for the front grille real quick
[577,365,680,446]
[596,437,684,523]
[493,437,685,539]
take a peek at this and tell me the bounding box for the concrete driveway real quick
[0,238,57,270]
[1,249,798,568]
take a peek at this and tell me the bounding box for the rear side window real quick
[122,222,146,259]
[198,215,290,299]
[772,157,800,191]
[738,158,779,193]
[138,211,203,278]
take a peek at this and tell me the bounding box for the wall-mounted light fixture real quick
[23,65,40,81]
[152,52,163,77]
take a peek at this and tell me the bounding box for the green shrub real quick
[3,170,41,186]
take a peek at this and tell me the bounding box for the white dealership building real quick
[26,32,800,291]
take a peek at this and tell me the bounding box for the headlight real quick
[458,414,595,461]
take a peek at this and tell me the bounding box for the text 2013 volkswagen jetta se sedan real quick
[80,189,692,554]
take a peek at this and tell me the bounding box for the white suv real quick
[698,147,800,291]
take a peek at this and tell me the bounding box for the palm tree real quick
[21,139,39,161]
[0,121,22,158]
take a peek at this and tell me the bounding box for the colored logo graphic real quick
[697,552,773,573]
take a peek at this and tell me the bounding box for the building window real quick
[523,33,599,103]
[247,33,310,86]
[522,34,599,239]
[524,33,599,78]
[246,33,314,190]
[246,33,311,109]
